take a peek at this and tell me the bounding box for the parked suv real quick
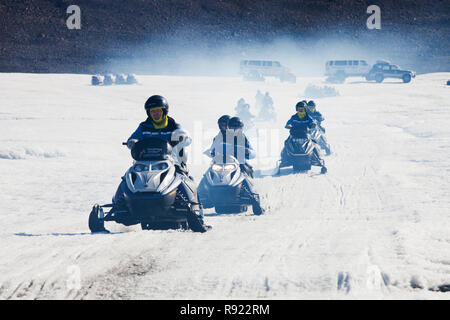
[239,60,296,83]
[366,60,416,83]
[325,60,371,83]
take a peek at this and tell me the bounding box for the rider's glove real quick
[127,139,138,150]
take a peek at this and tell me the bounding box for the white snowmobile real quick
[197,145,263,215]
[88,138,209,233]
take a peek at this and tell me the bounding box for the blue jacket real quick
[285,114,315,138]
[127,117,191,166]
[127,116,181,146]
[209,130,255,164]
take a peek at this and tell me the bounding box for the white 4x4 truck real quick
[240,60,296,83]
[325,60,416,83]
[365,60,416,83]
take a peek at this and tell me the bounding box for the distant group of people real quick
[235,90,276,124]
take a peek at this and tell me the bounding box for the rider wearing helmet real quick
[209,115,230,158]
[199,116,263,214]
[226,117,255,173]
[226,117,261,211]
[283,101,327,173]
[126,95,210,230]
[127,95,191,174]
[208,116,255,177]
[218,115,230,134]
[285,101,316,139]
[256,91,276,121]
[235,97,255,126]
[228,116,244,129]
[306,100,325,132]
[235,98,246,114]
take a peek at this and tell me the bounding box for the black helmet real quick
[218,115,230,129]
[307,100,316,108]
[295,101,308,110]
[144,95,169,116]
[228,117,244,130]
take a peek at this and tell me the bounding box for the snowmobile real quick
[126,74,138,85]
[91,75,103,86]
[276,135,327,174]
[309,123,331,155]
[235,107,256,130]
[88,138,209,233]
[103,74,115,85]
[115,73,127,84]
[197,145,263,215]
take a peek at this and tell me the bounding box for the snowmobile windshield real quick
[131,138,173,161]
[290,128,309,139]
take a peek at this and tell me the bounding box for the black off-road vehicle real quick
[366,60,416,83]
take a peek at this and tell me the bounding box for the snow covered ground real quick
[0,72,449,299]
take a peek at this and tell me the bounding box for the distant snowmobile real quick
[115,73,127,84]
[255,107,276,122]
[91,75,103,86]
[235,104,255,129]
[88,138,209,233]
[103,74,115,85]
[255,92,276,122]
[198,144,263,215]
[127,74,138,84]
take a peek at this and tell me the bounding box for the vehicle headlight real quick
[223,164,236,171]
[152,162,168,171]
[134,164,149,172]
[212,164,223,171]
